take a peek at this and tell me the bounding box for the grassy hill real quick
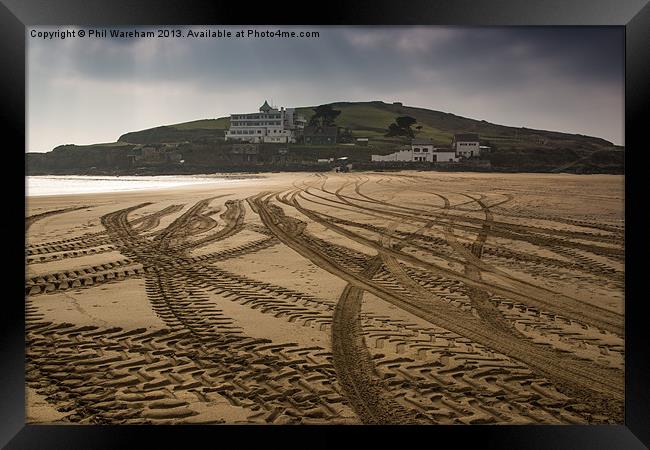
[118,100,617,151]
[29,101,623,174]
[118,117,230,144]
[299,101,617,152]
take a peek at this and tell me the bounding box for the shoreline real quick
[26,168,625,176]
[26,173,269,198]
[26,171,625,200]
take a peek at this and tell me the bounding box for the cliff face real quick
[27,143,135,175]
[26,142,354,175]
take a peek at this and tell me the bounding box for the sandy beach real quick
[25,171,625,425]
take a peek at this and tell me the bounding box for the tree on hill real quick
[309,104,341,127]
[385,116,417,138]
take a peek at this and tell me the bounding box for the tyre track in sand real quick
[285,186,625,399]
[291,178,624,336]
[330,176,622,250]
[332,257,420,424]
[27,174,624,424]
[285,187,623,336]
[25,316,356,424]
[101,199,249,340]
[26,205,91,231]
[253,187,411,423]
[27,204,185,253]
[286,180,465,423]
[26,204,188,265]
[46,199,361,423]
[372,189,596,423]
[25,236,280,297]
[251,191,623,421]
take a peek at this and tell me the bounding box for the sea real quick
[26,175,260,197]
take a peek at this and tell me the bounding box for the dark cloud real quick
[28,26,623,151]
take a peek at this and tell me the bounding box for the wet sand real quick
[25,171,625,424]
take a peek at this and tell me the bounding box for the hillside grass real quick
[123,101,615,152]
[296,103,455,148]
[171,117,230,130]
[55,141,131,148]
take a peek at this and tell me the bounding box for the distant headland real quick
[27,100,624,175]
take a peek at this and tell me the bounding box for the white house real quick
[371,139,458,163]
[452,133,481,158]
[411,138,434,162]
[431,148,458,162]
[225,100,306,144]
[412,139,458,162]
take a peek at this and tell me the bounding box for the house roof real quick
[304,126,338,137]
[411,138,434,145]
[259,100,272,112]
[453,133,480,142]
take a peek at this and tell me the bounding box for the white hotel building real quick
[225,100,306,144]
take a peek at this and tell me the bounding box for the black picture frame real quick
[3,1,649,448]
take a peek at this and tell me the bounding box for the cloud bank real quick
[27,26,623,152]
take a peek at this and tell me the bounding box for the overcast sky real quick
[27,26,624,152]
